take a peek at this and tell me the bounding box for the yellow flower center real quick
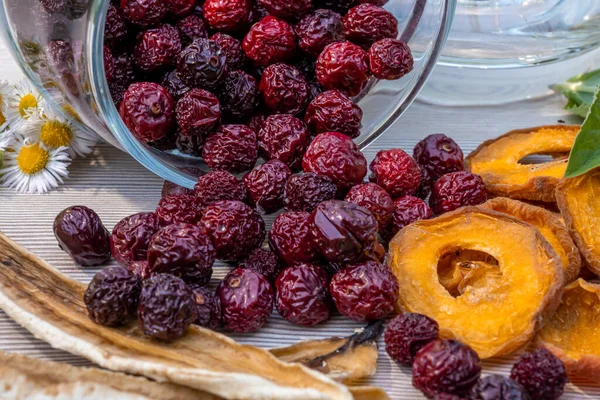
[17,143,49,175]
[63,104,81,122]
[18,94,38,117]
[0,111,5,127]
[40,120,72,148]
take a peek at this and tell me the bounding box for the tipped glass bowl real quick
[0,0,455,188]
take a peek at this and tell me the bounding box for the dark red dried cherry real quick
[295,9,344,56]
[269,211,317,265]
[211,33,246,71]
[161,70,191,101]
[202,124,258,173]
[218,70,258,120]
[191,285,222,330]
[316,41,369,96]
[120,0,168,27]
[344,182,393,227]
[284,172,337,212]
[239,247,282,283]
[510,348,567,400]
[259,63,310,115]
[413,134,465,182]
[176,88,221,136]
[384,313,440,366]
[258,115,310,170]
[429,171,488,215]
[369,38,413,80]
[257,0,311,19]
[111,212,160,267]
[176,15,209,46]
[470,375,530,400]
[369,148,421,197]
[202,0,250,32]
[128,260,153,280]
[382,195,433,242]
[105,4,128,50]
[177,38,228,90]
[134,24,182,72]
[243,159,291,214]
[242,15,296,66]
[155,194,203,226]
[305,90,362,138]
[168,0,197,17]
[343,4,398,48]
[194,170,248,209]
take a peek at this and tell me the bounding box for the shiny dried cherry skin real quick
[257,0,311,19]
[119,82,175,144]
[311,200,379,264]
[382,195,433,242]
[161,70,191,101]
[134,24,182,72]
[211,33,246,71]
[259,63,310,115]
[275,263,331,327]
[258,115,310,170]
[269,211,317,265]
[194,170,248,209]
[177,38,228,90]
[155,194,203,226]
[168,0,197,17]
[305,90,362,138]
[200,200,266,261]
[105,4,128,50]
[111,212,160,267]
[128,260,153,280]
[412,339,482,398]
[243,159,292,214]
[295,9,344,56]
[329,260,399,322]
[202,124,258,173]
[369,39,413,80]
[137,273,198,341]
[369,148,421,197]
[242,15,296,66]
[510,348,567,400]
[239,248,282,283]
[104,47,114,83]
[54,206,111,266]
[384,313,440,366]
[191,285,222,330]
[430,171,488,215]
[120,0,168,27]
[470,375,530,400]
[176,88,221,137]
[84,267,141,327]
[343,4,398,48]
[218,70,258,120]
[147,223,216,286]
[413,134,465,182]
[217,268,274,333]
[176,15,209,46]
[344,183,393,227]
[302,132,367,190]
[284,173,337,212]
[316,41,370,97]
[202,0,250,32]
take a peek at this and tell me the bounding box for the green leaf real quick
[551,68,600,118]
[565,87,600,178]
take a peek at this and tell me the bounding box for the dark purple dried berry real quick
[284,173,337,212]
[470,375,530,400]
[510,348,567,400]
[128,260,153,280]
[161,70,191,101]
[155,194,203,226]
[243,159,291,214]
[413,134,465,182]
[239,248,282,283]
[191,285,222,330]
[194,170,248,209]
[176,15,209,46]
[269,211,317,265]
[177,38,228,90]
[384,313,439,366]
[211,33,246,71]
[218,70,258,120]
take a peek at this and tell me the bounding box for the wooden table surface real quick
[0,38,599,399]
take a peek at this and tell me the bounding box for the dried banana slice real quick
[536,279,600,381]
[0,232,352,400]
[388,207,564,358]
[466,125,579,202]
[556,168,600,275]
[481,197,581,282]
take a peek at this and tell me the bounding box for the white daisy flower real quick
[0,126,15,152]
[0,137,70,194]
[0,80,11,131]
[5,79,45,128]
[22,106,97,158]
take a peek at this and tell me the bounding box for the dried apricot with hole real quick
[388,207,564,358]
[466,125,579,202]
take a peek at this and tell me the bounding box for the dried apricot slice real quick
[481,197,581,283]
[466,125,579,202]
[536,278,600,381]
[388,207,564,358]
[556,167,600,275]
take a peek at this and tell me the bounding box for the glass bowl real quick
[0,0,455,188]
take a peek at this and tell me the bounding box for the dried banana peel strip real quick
[0,232,352,400]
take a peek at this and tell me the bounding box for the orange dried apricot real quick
[466,125,579,202]
[388,207,564,358]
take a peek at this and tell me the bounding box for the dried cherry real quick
[168,0,197,17]
[111,212,160,267]
[258,115,310,170]
[257,0,311,19]
[120,0,168,27]
[369,148,421,197]
[343,4,398,48]
[134,24,182,72]
[175,88,221,136]
[284,172,337,212]
[161,70,191,101]
[316,41,369,96]
[177,38,228,90]
[243,159,291,214]
[105,4,128,50]
[176,128,204,156]
[429,171,488,215]
[218,70,258,120]
[344,183,393,227]
[128,260,153,280]
[202,0,250,32]
[382,195,432,242]
[269,211,317,265]
[239,248,282,283]
[510,348,567,400]
[295,9,344,56]
[413,134,465,182]
[242,15,296,66]
[384,313,439,366]
[162,180,193,197]
[305,90,362,138]
[259,63,310,115]
[211,33,246,71]
[202,124,258,172]
[194,170,248,209]
[369,38,413,80]
[470,375,530,400]
[314,0,354,13]
[155,194,203,227]
[191,285,222,330]
[176,15,209,46]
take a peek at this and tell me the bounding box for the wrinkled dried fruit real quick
[121,0,168,27]
[482,197,581,282]
[147,223,215,286]
[369,148,421,197]
[202,124,258,172]
[536,278,600,382]
[244,159,291,214]
[105,4,128,49]
[388,207,564,358]
[211,33,246,70]
[54,206,111,266]
[276,263,331,327]
[470,375,530,400]
[384,313,439,366]
[556,167,600,275]
[343,4,398,48]
[218,70,258,120]
[295,9,344,57]
[104,46,115,81]
[138,273,198,341]
[161,70,191,101]
[258,115,310,170]
[330,260,398,322]
[269,211,317,265]
[176,88,221,137]
[381,195,433,242]
[200,200,265,261]
[202,0,250,32]
[155,194,204,226]
[119,82,175,144]
[311,200,378,264]
[305,90,362,138]
[239,247,282,283]
[177,15,209,46]
[134,24,182,72]
[177,38,228,90]
[111,212,160,267]
[412,339,481,398]
[316,41,369,96]
[414,134,464,182]
[191,285,222,330]
[258,0,311,19]
[84,267,141,326]
[242,15,296,66]
[217,268,274,332]
[194,170,247,209]
[284,172,337,212]
[168,0,197,17]
[259,63,310,115]
[345,183,393,227]
[303,132,367,189]
[128,259,153,280]
[430,171,488,215]
[510,348,567,400]
[466,125,579,202]
[369,39,413,80]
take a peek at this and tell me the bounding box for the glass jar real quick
[0,0,455,188]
